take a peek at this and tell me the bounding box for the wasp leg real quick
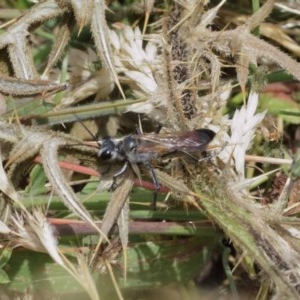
[155,123,163,134]
[110,161,129,190]
[145,163,160,209]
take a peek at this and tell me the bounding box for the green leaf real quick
[24,165,48,195]
[118,236,221,289]
[5,250,92,294]
[259,94,300,124]
[291,152,300,180]
[4,96,55,120]
[0,248,12,269]
[0,269,10,284]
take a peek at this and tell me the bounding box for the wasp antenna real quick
[73,114,98,141]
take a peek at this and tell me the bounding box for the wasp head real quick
[98,137,121,162]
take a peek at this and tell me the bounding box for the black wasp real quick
[97,128,216,206]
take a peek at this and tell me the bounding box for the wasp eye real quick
[100,149,112,160]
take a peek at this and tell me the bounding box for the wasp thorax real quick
[123,136,138,153]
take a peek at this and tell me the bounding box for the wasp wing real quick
[136,129,215,155]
